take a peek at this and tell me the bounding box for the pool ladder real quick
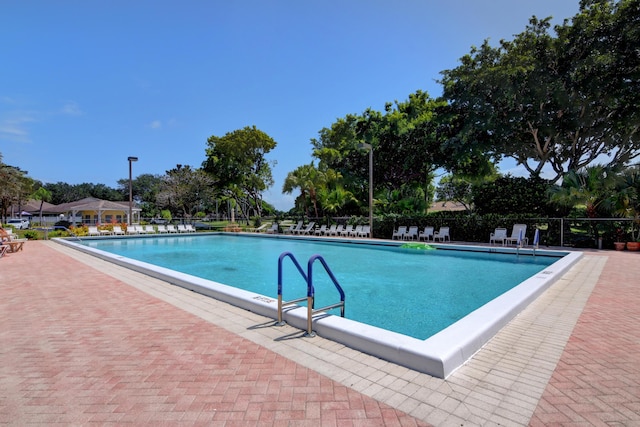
[276,251,345,337]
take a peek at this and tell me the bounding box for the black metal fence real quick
[270,215,638,249]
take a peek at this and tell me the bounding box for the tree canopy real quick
[440,0,640,183]
[0,153,32,222]
[203,126,276,218]
[156,165,215,218]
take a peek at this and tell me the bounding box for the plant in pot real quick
[613,228,626,251]
[627,220,640,251]
[612,165,640,251]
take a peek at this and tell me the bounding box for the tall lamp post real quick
[357,143,373,238]
[128,156,138,225]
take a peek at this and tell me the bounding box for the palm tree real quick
[613,165,640,240]
[31,187,52,226]
[550,165,619,217]
[282,163,325,218]
[318,185,357,216]
[550,165,620,242]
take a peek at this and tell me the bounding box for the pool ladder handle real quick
[276,252,345,337]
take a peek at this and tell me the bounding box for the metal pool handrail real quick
[276,252,309,326]
[276,251,346,337]
[306,254,345,337]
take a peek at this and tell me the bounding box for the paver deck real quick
[1,240,638,426]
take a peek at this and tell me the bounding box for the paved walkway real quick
[0,240,639,425]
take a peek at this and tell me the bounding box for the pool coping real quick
[53,234,582,378]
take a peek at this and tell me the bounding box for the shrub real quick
[22,230,39,240]
[472,176,560,216]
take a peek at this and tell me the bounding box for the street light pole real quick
[357,143,373,238]
[128,156,138,225]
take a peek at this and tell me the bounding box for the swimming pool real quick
[80,234,555,339]
[56,233,582,378]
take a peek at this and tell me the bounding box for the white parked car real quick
[7,218,30,229]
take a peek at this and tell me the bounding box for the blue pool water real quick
[84,235,558,340]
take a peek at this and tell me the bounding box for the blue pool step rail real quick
[276,251,345,337]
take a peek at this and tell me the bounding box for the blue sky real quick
[1,1,579,210]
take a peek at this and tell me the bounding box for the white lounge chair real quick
[314,225,327,236]
[490,228,508,245]
[340,225,353,237]
[253,224,268,233]
[184,224,196,232]
[392,226,407,240]
[112,226,125,235]
[331,225,344,236]
[505,224,528,246]
[126,225,138,235]
[419,226,434,242]
[143,225,156,234]
[284,221,303,234]
[88,226,101,236]
[156,225,168,233]
[325,224,337,236]
[166,224,178,233]
[357,225,370,238]
[433,226,450,242]
[266,223,279,234]
[350,225,363,237]
[298,222,316,235]
[177,224,188,233]
[404,226,419,241]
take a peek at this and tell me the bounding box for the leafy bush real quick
[472,176,561,216]
[22,230,39,240]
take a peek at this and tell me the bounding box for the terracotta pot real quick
[626,242,640,251]
[614,242,626,251]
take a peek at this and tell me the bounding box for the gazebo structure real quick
[54,197,141,225]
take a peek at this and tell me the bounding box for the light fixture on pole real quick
[127,156,138,225]
[357,143,373,238]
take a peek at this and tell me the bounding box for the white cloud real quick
[0,114,35,143]
[60,101,83,116]
[149,118,178,130]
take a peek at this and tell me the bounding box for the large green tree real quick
[156,165,216,218]
[44,182,122,204]
[440,0,640,183]
[311,91,465,214]
[203,126,276,219]
[0,153,32,222]
[117,173,164,218]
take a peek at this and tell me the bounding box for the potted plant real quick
[613,166,640,251]
[613,228,626,251]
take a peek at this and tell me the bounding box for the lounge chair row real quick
[314,224,371,238]
[392,226,450,242]
[282,221,317,235]
[87,224,196,236]
[490,224,529,246]
[262,221,371,238]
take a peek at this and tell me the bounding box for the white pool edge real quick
[54,237,582,378]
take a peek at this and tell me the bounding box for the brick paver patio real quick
[0,241,427,426]
[530,250,640,426]
[1,239,639,425]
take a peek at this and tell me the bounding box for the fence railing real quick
[270,216,639,250]
[22,215,638,250]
